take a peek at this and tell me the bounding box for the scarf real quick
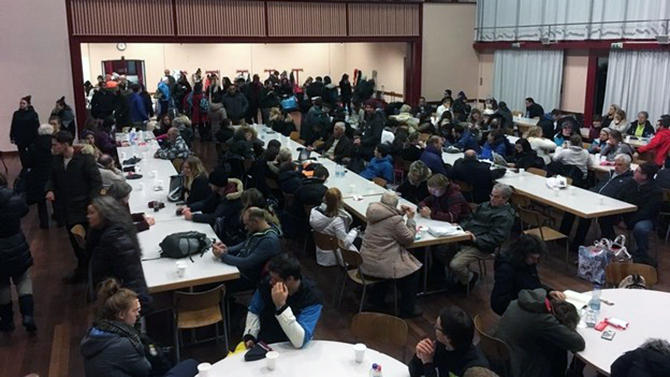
[94,319,144,354]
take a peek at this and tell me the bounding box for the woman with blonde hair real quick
[602,104,621,128]
[309,187,359,266]
[268,107,296,136]
[525,126,556,165]
[609,109,629,134]
[181,156,211,205]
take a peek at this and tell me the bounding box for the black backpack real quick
[159,231,212,261]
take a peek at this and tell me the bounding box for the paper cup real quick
[266,351,279,370]
[353,343,366,363]
[518,168,525,175]
[197,362,212,377]
[176,261,187,278]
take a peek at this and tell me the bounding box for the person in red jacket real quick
[418,173,471,223]
[636,115,670,166]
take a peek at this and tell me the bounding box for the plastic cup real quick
[197,362,212,377]
[176,261,187,278]
[353,343,367,363]
[266,351,279,370]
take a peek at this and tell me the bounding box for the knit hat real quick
[208,168,228,188]
[21,95,31,104]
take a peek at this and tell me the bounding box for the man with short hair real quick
[451,150,506,203]
[222,84,249,124]
[45,131,102,283]
[524,97,545,119]
[97,154,126,189]
[452,124,480,152]
[154,127,191,160]
[212,207,281,291]
[421,135,449,176]
[360,144,394,183]
[315,121,353,163]
[243,254,322,349]
[635,115,670,166]
[627,111,655,138]
[128,84,148,128]
[449,184,515,289]
[495,288,585,377]
[182,168,242,225]
[283,165,330,238]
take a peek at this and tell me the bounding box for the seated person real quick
[491,234,565,316]
[409,306,489,377]
[601,129,634,161]
[551,134,590,180]
[277,161,303,194]
[449,184,515,289]
[154,127,191,161]
[494,288,585,377]
[526,126,556,165]
[267,107,296,137]
[314,122,353,164]
[553,124,573,147]
[283,165,329,237]
[418,173,471,223]
[451,123,480,152]
[181,156,211,205]
[587,127,610,154]
[401,132,424,162]
[360,144,394,183]
[635,115,670,166]
[626,111,655,138]
[182,169,243,225]
[421,135,449,176]
[396,160,431,204]
[451,150,506,204]
[360,193,422,318]
[81,279,198,377]
[243,254,323,349]
[97,154,125,189]
[507,139,544,170]
[212,207,281,292]
[309,187,359,267]
[268,147,292,177]
[105,181,154,233]
[479,130,509,161]
[611,338,670,377]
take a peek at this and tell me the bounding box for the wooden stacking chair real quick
[605,263,658,288]
[473,314,512,377]
[372,177,387,188]
[351,312,408,362]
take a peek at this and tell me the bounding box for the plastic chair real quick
[173,284,228,362]
[351,312,408,362]
[605,263,658,288]
[473,314,512,377]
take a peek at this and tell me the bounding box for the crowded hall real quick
[3,0,670,376]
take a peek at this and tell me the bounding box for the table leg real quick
[417,246,451,297]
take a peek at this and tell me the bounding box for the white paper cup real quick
[353,343,366,363]
[176,261,187,278]
[197,362,211,377]
[121,152,127,160]
[518,168,525,175]
[266,351,279,370]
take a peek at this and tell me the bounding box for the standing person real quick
[10,95,40,169]
[339,73,352,114]
[0,173,37,333]
[259,80,280,124]
[188,82,209,141]
[139,83,154,119]
[25,124,54,229]
[222,84,249,125]
[128,84,148,129]
[163,69,176,94]
[45,131,102,283]
[51,96,76,136]
[173,72,192,114]
[245,74,263,124]
[156,77,171,117]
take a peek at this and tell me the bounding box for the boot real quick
[0,303,15,332]
[18,295,36,332]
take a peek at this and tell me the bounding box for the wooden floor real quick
[1,143,668,377]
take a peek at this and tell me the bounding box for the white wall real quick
[82,42,407,95]
[0,0,74,152]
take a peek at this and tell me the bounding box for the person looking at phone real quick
[409,305,489,377]
[242,254,323,349]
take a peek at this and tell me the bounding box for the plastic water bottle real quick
[129,128,137,145]
[369,363,382,377]
[588,285,601,313]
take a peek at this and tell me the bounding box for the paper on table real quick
[564,290,590,309]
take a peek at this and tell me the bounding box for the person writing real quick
[418,174,471,223]
[243,254,323,349]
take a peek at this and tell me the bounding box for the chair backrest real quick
[473,314,511,365]
[338,241,362,269]
[516,206,547,229]
[351,312,408,348]
[174,284,225,314]
[373,177,387,187]
[605,263,658,287]
[312,230,339,251]
[527,167,547,177]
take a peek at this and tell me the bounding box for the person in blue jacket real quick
[157,77,171,117]
[421,135,450,176]
[243,253,323,349]
[479,130,509,160]
[452,124,480,152]
[129,84,148,127]
[360,144,394,183]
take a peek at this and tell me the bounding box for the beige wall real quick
[561,49,589,113]
[82,42,407,96]
[421,3,479,102]
[1,0,74,151]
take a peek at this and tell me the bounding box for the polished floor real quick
[0,142,668,377]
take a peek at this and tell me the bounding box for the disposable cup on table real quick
[197,362,211,377]
[266,351,279,370]
[353,343,367,363]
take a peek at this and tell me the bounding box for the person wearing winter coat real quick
[173,73,192,114]
[212,207,281,292]
[418,174,471,223]
[0,173,37,333]
[91,83,117,120]
[97,154,126,190]
[222,85,249,124]
[611,338,670,377]
[600,129,635,161]
[128,84,148,127]
[95,117,117,156]
[187,82,209,141]
[494,288,585,377]
[526,127,556,165]
[588,127,611,154]
[81,279,198,377]
[396,160,431,205]
[86,196,151,309]
[267,108,296,137]
[360,193,422,317]
[278,162,303,194]
[627,111,655,138]
[355,101,385,159]
[636,116,670,166]
[420,136,449,177]
[283,166,329,238]
[309,188,359,267]
[551,134,591,179]
[360,144,394,183]
[259,80,281,124]
[314,122,353,164]
[156,77,171,117]
[182,170,242,226]
[508,139,544,170]
[451,124,480,153]
[339,74,353,113]
[51,96,76,136]
[479,131,509,161]
[25,124,54,228]
[154,127,191,161]
[181,156,211,206]
[10,95,40,168]
[490,234,565,316]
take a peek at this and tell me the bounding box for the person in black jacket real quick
[278,162,303,194]
[491,234,565,316]
[182,169,243,226]
[508,139,544,170]
[611,338,670,377]
[46,131,103,283]
[451,151,506,203]
[181,156,211,206]
[354,101,385,160]
[259,80,280,124]
[26,124,54,228]
[0,173,37,333]
[282,165,329,238]
[222,84,249,124]
[314,122,353,164]
[51,96,76,136]
[302,97,330,146]
[396,160,431,205]
[339,73,352,113]
[86,196,151,309]
[91,83,117,120]
[524,97,545,119]
[10,95,40,168]
[409,305,489,377]
[81,279,198,377]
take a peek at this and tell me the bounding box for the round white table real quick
[208,340,410,376]
[576,289,670,375]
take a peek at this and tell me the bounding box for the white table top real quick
[209,340,409,377]
[513,116,539,127]
[343,194,470,248]
[575,289,670,375]
[496,172,637,218]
